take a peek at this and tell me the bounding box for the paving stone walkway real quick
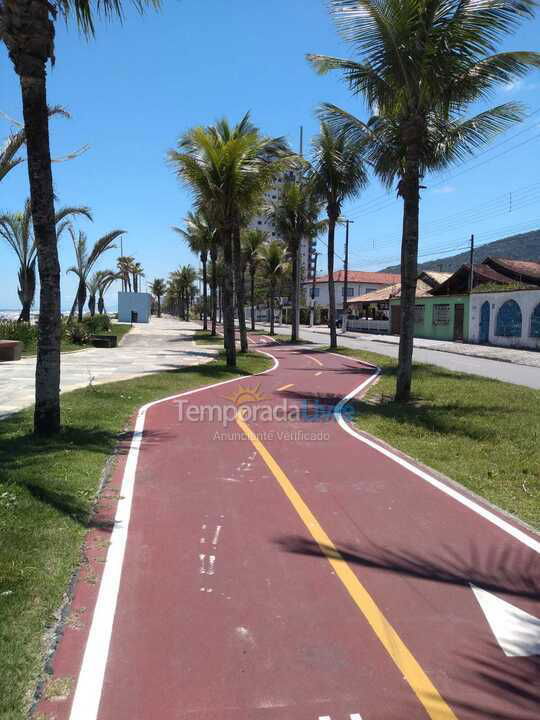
[0,317,216,418]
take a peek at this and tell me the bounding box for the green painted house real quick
[390,294,469,341]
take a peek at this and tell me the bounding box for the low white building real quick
[469,288,540,350]
[303,270,401,313]
[118,292,152,323]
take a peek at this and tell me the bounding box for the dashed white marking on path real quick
[315,371,322,377]
[208,555,216,576]
[199,554,206,574]
[68,349,280,720]
[307,354,324,367]
[212,525,222,546]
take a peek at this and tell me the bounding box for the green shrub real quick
[81,314,112,334]
[0,319,38,350]
[65,321,89,345]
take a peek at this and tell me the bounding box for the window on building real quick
[311,287,320,299]
[414,305,425,324]
[341,287,355,297]
[364,288,377,294]
[531,303,540,337]
[496,299,522,337]
[433,304,450,325]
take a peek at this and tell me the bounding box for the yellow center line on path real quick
[235,409,458,720]
[276,383,294,392]
[306,355,324,367]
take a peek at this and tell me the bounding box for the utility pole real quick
[342,219,354,331]
[310,251,319,326]
[299,126,303,156]
[468,234,475,293]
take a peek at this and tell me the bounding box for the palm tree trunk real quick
[77,279,86,322]
[327,216,338,350]
[290,243,300,342]
[395,139,420,403]
[233,226,248,352]
[19,69,61,434]
[222,231,236,367]
[201,255,208,331]
[157,295,161,318]
[269,281,275,335]
[210,249,218,335]
[250,267,256,331]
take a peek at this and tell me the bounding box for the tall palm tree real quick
[260,239,288,336]
[308,0,540,402]
[167,265,198,320]
[150,278,166,317]
[0,0,159,434]
[242,228,267,331]
[131,261,144,292]
[67,228,125,321]
[0,200,92,321]
[168,114,290,366]
[173,210,213,331]
[117,255,135,291]
[310,122,368,349]
[271,179,325,342]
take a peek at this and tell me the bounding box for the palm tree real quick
[86,273,100,317]
[242,229,267,331]
[260,240,288,336]
[0,127,26,183]
[271,179,325,342]
[0,1,159,434]
[310,123,368,349]
[308,0,540,402]
[117,255,135,291]
[0,200,92,321]
[131,261,144,292]
[95,270,117,314]
[150,278,166,317]
[168,114,290,366]
[0,106,70,183]
[167,266,198,320]
[173,210,213,330]
[67,229,125,321]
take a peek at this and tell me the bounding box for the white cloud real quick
[434,185,456,194]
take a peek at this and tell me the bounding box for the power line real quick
[345,108,540,220]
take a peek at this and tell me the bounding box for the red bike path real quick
[34,334,539,720]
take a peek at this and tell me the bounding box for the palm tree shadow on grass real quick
[282,379,517,443]
[0,424,174,527]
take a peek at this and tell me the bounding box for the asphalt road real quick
[266,324,540,390]
[35,333,540,720]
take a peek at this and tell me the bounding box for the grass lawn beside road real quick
[336,348,540,530]
[0,351,270,720]
[193,329,224,345]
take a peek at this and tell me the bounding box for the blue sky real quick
[1,0,539,310]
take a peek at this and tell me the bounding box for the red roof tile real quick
[304,270,401,285]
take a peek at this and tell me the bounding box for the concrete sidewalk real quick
[305,325,540,368]
[0,317,216,417]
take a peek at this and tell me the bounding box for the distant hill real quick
[381,229,540,273]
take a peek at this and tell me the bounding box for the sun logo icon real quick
[225,383,267,407]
